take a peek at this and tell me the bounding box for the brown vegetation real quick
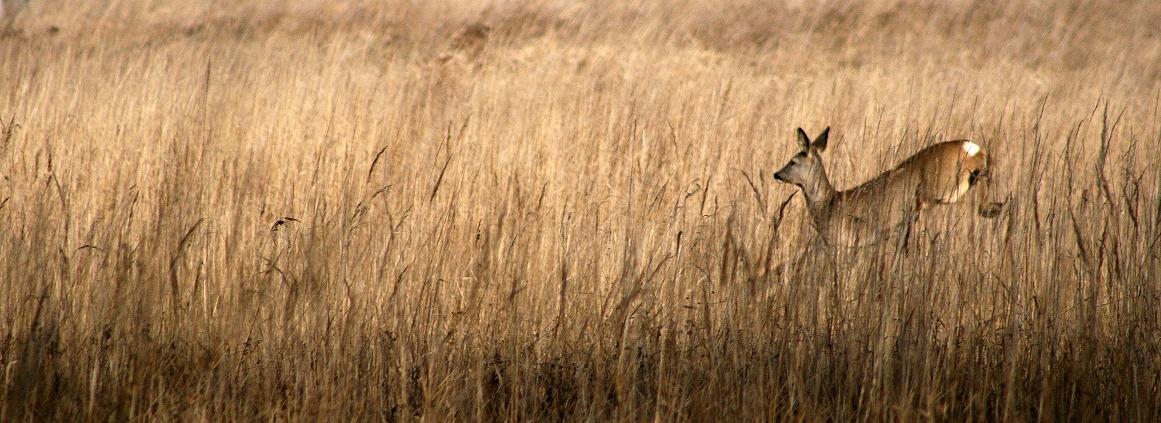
[1,0,1159,420]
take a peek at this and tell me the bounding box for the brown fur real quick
[774,129,1001,248]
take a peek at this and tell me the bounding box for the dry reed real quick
[1,0,1159,421]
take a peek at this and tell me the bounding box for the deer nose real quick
[773,171,786,182]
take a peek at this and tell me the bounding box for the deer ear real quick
[796,128,810,149]
[812,127,829,152]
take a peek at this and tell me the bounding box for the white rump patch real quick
[963,141,981,156]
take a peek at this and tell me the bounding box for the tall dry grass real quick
[1,0,1159,420]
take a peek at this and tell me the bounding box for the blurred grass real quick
[1,0,1159,421]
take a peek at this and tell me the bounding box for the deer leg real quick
[771,234,841,295]
[898,215,914,252]
[771,236,818,286]
[822,238,840,285]
[895,194,925,253]
[971,168,1004,218]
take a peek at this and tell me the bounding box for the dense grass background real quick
[1,0,1159,420]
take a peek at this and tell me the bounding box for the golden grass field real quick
[2,0,1160,420]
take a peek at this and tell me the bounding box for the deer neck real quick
[801,168,836,222]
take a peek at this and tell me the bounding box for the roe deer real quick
[773,127,1003,249]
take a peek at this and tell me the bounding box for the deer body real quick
[775,128,1000,248]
